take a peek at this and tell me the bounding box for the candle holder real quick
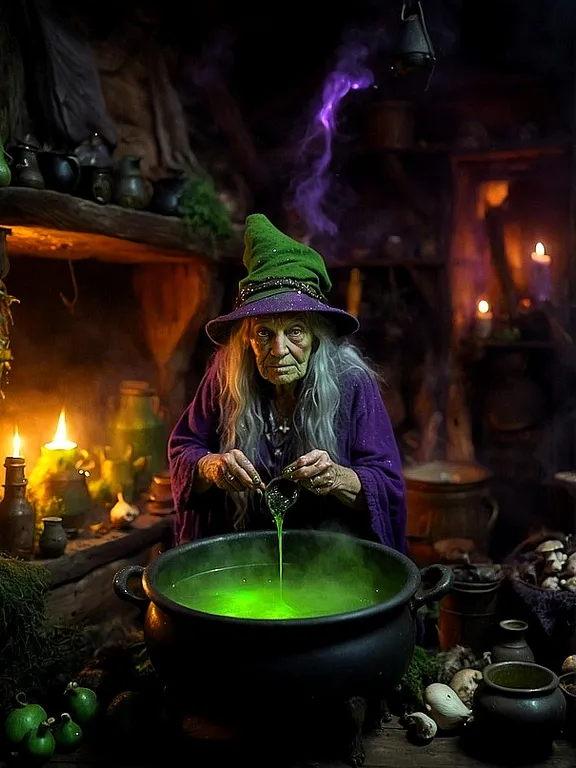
[0,456,35,559]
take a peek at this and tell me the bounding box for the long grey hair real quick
[213,312,378,469]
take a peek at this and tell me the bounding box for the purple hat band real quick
[205,291,359,344]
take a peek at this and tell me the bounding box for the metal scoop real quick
[264,477,300,519]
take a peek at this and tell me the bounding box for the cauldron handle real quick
[412,564,454,610]
[113,565,149,609]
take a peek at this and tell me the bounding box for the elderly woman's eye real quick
[288,327,303,337]
[256,328,270,338]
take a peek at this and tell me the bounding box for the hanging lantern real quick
[395,1,436,77]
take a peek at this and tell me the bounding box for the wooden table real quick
[21,716,574,768]
[38,512,174,635]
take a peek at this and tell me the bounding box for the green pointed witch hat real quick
[206,214,359,344]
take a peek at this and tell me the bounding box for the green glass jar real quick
[108,381,167,483]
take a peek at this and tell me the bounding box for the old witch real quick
[169,213,407,551]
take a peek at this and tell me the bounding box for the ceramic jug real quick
[44,469,92,536]
[491,619,535,663]
[8,138,44,189]
[38,516,68,558]
[114,155,148,210]
[108,381,167,484]
[74,132,113,167]
[149,173,188,216]
[38,151,81,194]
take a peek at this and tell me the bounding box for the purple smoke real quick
[290,42,374,240]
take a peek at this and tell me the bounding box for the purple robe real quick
[168,366,407,553]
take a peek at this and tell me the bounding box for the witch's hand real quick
[198,450,263,493]
[281,449,342,496]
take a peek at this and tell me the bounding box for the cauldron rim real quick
[403,459,493,489]
[141,529,422,628]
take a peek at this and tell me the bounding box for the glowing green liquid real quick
[165,563,386,620]
[274,512,283,601]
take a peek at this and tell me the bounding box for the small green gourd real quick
[22,718,56,760]
[3,692,48,747]
[0,139,11,188]
[64,681,99,724]
[54,712,83,752]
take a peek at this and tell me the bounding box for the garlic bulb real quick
[110,492,140,529]
[449,669,483,708]
[424,683,472,731]
[562,655,576,674]
[405,711,437,743]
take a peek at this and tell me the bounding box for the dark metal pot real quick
[473,662,566,750]
[114,530,453,719]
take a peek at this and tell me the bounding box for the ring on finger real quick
[225,471,235,483]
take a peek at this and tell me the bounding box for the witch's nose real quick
[271,332,288,357]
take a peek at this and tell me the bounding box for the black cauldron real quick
[113,530,453,720]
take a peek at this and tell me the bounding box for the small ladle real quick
[264,477,300,519]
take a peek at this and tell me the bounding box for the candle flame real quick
[477,299,491,315]
[12,427,21,458]
[45,408,77,450]
[531,241,551,265]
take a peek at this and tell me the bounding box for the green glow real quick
[166,563,387,619]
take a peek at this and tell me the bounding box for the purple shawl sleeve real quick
[168,368,221,543]
[345,373,408,554]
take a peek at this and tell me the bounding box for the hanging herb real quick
[178,176,233,242]
[0,228,18,398]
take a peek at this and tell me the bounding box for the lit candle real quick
[41,408,78,469]
[530,241,552,303]
[475,298,493,339]
[11,426,21,459]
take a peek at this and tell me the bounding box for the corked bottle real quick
[0,456,35,559]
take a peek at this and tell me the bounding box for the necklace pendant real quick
[277,421,290,435]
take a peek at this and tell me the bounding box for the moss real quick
[178,176,233,241]
[400,646,439,706]
[0,555,94,714]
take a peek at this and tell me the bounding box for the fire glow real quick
[45,409,77,451]
[12,427,21,458]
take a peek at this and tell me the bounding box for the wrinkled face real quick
[249,313,314,386]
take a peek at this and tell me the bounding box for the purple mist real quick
[291,42,374,240]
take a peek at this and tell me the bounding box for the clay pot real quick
[491,619,535,663]
[38,516,68,558]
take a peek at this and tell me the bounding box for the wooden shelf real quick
[330,258,446,269]
[0,187,242,264]
[451,142,570,164]
[479,339,555,349]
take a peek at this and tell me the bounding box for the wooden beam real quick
[38,513,173,588]
[5,226,201,264]
[0,187,241,264]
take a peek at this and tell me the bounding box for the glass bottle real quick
[0,457,35,559]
